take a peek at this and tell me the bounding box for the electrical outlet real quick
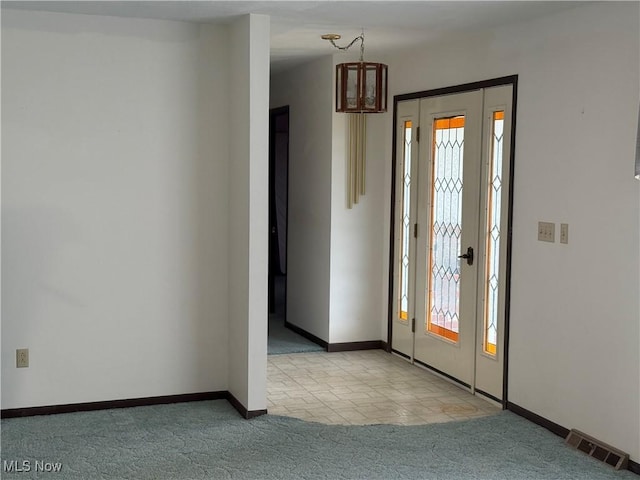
[560,223,569,244]
[16,348,29,368]
[538,221,555,243]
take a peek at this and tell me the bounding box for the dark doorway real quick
[267,107,324,355]
[269,106,289,317]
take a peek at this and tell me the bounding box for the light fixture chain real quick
[328,34,365,59]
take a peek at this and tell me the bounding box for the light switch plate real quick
[538,222,555,242]
[560,223,569,244]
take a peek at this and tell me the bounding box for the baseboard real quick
[1,391,227,419]
[507,402,639,476]
[1,391,269,421]
[281,322,387,354]
[283,321,329,349]
[381,341,390,352]
[327,340,385,352]
[225,392,268,419]
[506,402,570,438]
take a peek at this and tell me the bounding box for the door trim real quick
[387,75,518,408]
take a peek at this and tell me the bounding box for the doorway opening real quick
[268,106,289,327]
[388,77,518,406]
[267,106,324,355]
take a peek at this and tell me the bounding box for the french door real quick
[391,84,513,402]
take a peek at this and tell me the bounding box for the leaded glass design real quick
[427,117,465,342]
[398,120,412,322]
[483,111,504,355]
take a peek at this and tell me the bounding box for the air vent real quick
[565,429,629,470]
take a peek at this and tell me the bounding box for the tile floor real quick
[267,349,500,425]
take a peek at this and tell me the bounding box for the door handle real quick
[458,246,474,266]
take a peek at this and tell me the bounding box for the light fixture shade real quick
[336,62,388,113]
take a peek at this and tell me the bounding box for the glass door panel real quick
[391,100,419,360]
[399,120,413,323]
[427,116,465,342]
[474,85,513,401]
[483,111,504,356]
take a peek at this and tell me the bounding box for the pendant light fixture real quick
[322,32,388,114]
[323,31,388,208]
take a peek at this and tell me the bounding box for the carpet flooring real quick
[1,400,635,479]
[268,275,324,355]
[268,314,324,355]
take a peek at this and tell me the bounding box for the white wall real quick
[227,14,270,411]
[328,55,388,344]
[270,54,388,345]
[1,11,230,408]
[270,56,333,342]
[372,3,639,460]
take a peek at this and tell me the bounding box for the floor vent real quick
[565,429,629,470]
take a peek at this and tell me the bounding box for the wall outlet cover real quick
[16,348,29,368]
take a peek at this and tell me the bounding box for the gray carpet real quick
[268,314,325,355]
[268,275,324,355]
[1,400,636,479]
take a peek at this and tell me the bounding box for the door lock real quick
[458,246,474,266]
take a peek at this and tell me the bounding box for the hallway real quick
[267,350,500,425]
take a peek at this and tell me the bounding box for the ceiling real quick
[3,1,582,73]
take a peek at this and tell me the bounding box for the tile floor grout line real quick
[267,350,500,426]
